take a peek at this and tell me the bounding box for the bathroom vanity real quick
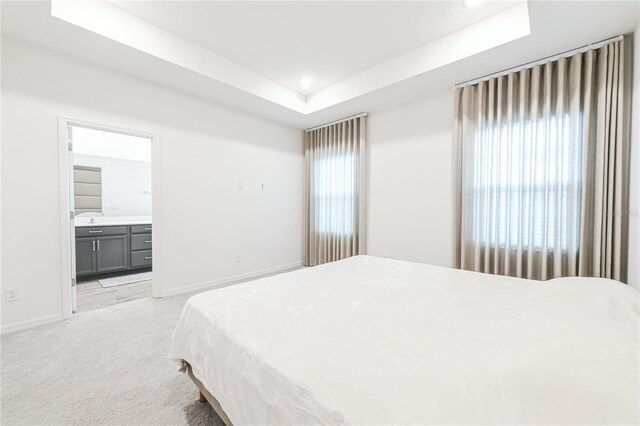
[75,221,152,278]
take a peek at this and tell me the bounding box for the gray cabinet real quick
[130,234,152,251]
[76,226,127,237]
[131,224,152,234]
[75,224,151,278]
[96,235,128,273]
[76,237,97,276]
[131,250,153,268]
[130,224,152,270]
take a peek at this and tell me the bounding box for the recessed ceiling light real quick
[463,0,483,8]
[300,77,313,91]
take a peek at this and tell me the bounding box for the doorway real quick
[58,118,162,317]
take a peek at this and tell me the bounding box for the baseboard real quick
[0,313,63,335]
[161,261,305,298]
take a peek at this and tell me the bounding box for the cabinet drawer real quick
[131,233,152,251]
[76,226,127,237]
[131,224,152,234]
[131,250,153,268]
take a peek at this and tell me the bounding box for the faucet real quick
[90,215,96,224]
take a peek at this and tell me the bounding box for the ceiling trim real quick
[50,0,308,113]
[50,0,530,116]
[306,3,530,113]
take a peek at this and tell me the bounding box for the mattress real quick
[168,255,639,425]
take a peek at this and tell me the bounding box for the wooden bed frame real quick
[186,362,233,425]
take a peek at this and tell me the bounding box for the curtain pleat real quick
[454,40,627,282]
[304,116,366,266]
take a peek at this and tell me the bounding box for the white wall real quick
[367,91,454,267]
[74,154,152,217]
[628,27,640,290]
[1,38,303,332]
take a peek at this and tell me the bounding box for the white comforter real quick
[168,256,639,425]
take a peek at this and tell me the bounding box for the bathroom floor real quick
[76,278,152,313]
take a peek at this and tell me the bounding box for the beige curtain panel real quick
[305,116,366,266]
[453,39,627,281]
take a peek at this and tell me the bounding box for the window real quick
[304,115,366,266]
[455,40,625,280]
[314,152,356,235]
[468,113,583,251]
[73,166,102,215]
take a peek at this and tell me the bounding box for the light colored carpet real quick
[99,272,153,288]
[0,293,225,426]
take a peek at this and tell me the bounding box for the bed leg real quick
[198,391,207,403]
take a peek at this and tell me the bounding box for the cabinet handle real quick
[97,240,100,251]
[144,227,152,231]
[89,230,103,234]
[92,241,96,251]
[144,256,152,260]
[144,240,152,244]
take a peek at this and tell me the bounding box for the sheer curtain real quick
[305,116,366,266]
[454,39,627,281]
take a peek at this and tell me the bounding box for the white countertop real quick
[75,216,152,227]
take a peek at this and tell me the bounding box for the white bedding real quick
[168,255,639,425]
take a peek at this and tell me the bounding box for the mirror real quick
[72,126,152,218]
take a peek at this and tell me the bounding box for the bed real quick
[168,255,639,425]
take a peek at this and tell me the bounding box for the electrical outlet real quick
[235,254,241,263]
[5,288,19,303]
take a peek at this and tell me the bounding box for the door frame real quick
[57,116,162,319]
